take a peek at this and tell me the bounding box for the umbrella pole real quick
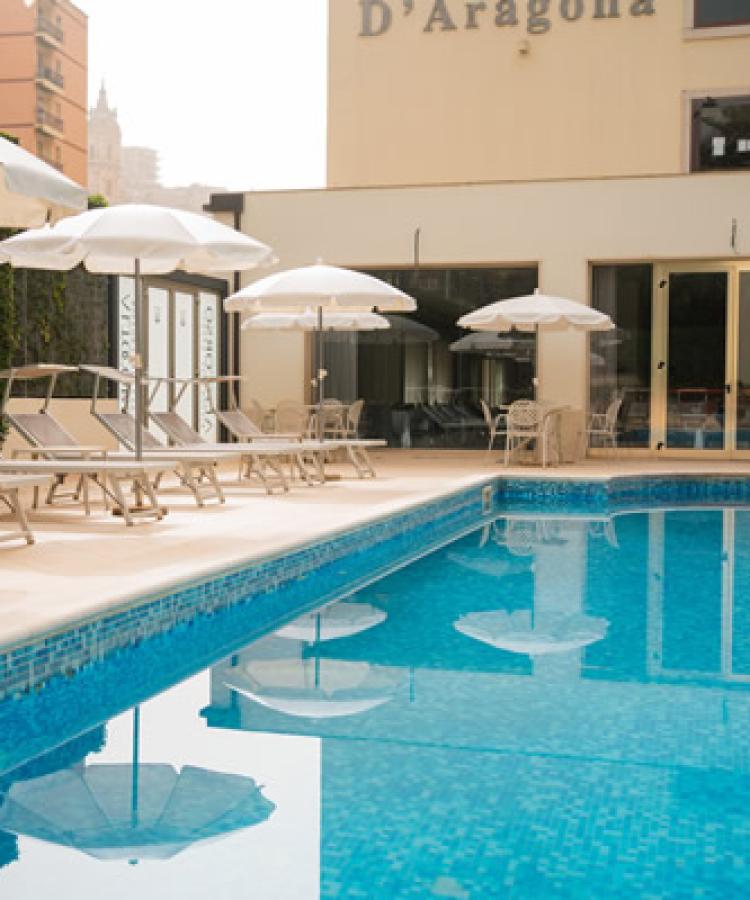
[317,306,324,441]
[534,323,539,401]
[131,705,140,828]
[134,258,144,460]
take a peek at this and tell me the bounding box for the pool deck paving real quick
[2,450,750,651]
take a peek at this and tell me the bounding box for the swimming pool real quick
[1,480,750,898]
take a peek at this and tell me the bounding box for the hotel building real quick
[0,0,87,186]
[211,0,750,458]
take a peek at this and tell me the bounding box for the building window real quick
[337,266,538,449]
[691,96,750,171]
[694,1,750,28]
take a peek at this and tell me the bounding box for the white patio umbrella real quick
[225,657,404,719]
[0,135,87,227]
[225,263,417,438]
[0,204,275,457]
[454,610,608,656]
[275,601,387,643]
[457,289,615,397]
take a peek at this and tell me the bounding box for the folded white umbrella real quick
[0,204,275,457]
[226,263,417,437]
[0,135,87,228]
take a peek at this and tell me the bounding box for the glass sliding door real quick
[665,272,728,451]
[591,265,653,448]
[736,273,750,450]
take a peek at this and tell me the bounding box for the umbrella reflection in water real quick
[454,609,608,656]
[275,601,387,643]
[225,657,404,720]
[0,708,274,862]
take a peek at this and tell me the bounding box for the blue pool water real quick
[2,494,750,897]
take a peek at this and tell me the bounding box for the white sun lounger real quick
[0,460,167,526]
[0,474,52,545]
[161,376,385,481]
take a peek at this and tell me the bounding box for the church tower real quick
[87,83,122,202]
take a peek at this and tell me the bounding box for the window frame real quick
[693,0,750,29]
[690,94,750,173]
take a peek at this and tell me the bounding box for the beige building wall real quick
[236,171,750,413]
[0,0,88,187]
[328,1,750,187]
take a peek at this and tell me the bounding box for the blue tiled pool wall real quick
[498,475,750,512]
[0,484,494,773]
[4,475,750,709]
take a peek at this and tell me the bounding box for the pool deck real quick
[2,450,750,651]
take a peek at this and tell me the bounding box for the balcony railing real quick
[36,107,64,133]
[37,16,64,43]
[36,66,64,89]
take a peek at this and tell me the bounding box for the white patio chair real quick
[275,400,311,438]
[504,400,558,467]
[586,396,622,453]
[480,399,507,454]
[342,399,365,438]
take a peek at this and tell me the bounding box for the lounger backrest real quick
[97,412,164,451]
[217,409,261,440]
[150,411,205,446]
[8,412,78,448]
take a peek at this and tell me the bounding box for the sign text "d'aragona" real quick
[359,1,656,37]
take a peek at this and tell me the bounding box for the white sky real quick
[74,0,328,191]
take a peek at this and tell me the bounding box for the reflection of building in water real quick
[204,510,750,896]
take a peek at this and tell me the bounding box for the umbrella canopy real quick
[457,290,614,333]
[275,602,387,642]
[0,136,87,228]
[359,315,439,345]
[225,263,417,314]
[0,204,274,458]
[242,308,390,332]
[454,610,608,656]
[0,204,274,274]
[449,333,516,354]
[0,764,274,861]
[225,657,404,719]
